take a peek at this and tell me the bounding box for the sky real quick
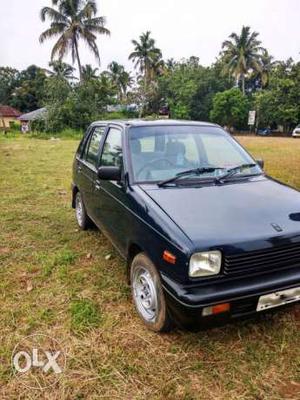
[1,0,299,75]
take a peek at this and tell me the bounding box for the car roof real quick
[90,119,220,129]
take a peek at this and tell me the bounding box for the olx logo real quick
[13,348,62,373]
[11,334,66,389]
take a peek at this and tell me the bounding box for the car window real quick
[200,134,245,167]
[84,126,105,166]
[100,128,123,167]
[129,126,260,182]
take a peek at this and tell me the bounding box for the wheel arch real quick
[72,185,79,208]
[126,242,144,284]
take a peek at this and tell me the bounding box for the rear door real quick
[77,125,106,219]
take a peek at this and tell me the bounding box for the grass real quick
[0,134,300,399]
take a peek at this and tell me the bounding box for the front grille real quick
[224,243,300,277]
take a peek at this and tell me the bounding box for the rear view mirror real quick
[97,166,121,181]
[256,159,264,169]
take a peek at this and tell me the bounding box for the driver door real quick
[93,126,128,253]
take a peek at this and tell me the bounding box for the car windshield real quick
[128,125,262,183]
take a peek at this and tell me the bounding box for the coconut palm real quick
[39,0,110,81]
[259,49,274,88]
[129,31,162,84]
[221,26,263,94]
[107,62,133,101]
[82,64,99,81]
[45,60,76,80]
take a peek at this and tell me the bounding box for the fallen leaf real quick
[26,281,33,292]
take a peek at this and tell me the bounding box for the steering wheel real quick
[137,158,177,179]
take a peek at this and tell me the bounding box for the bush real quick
[210,88,250,129]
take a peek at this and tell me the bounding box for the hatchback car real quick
[72,120,300,331]
[292,125,300,138]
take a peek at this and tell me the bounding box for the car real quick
[256,128,272,136]
[72,120,300,332]
[292,125,300,138]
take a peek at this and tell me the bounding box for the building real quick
[18,108,47,132]
[0,105,22,129]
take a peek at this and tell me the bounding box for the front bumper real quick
[161,267,300,328]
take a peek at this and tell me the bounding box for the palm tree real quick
[129,31,162,84]
[107,62,133,101]
[82,64,99,81]
[39,0,110,81]
[259,49,274,88]
[221,26,263,94]
[45,60,76,80]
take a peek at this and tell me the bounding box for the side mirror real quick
[97,166,121,181]
[256,159,264,169]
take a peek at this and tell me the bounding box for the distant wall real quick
[0,117,20,128]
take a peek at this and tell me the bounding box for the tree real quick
[259,49,274,88]
[0,67,20,104]
[82,64,99,81]
[129,31,162,84]
[107,62,133,102]
[10,65,47,112]
[254,59,300,132]
[221,26,263,94]
[158,57,233,120]
[45,60,77,80]
[39,0,110,81]
[210,88,250,129]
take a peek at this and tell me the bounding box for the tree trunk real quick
[241,74,245,95]
[74,37,82,82]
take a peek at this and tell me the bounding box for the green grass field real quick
[0,136,300,399]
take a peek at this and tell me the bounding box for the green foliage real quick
[254,60,300,131]
[221,26,263,94]
[210,88,250,128]
[107,61,133,102]
[40,0,110,80]
[0,67,19,104]
[39,72,116,132]
[70,299,101,331]
[0,65,47,113]
[129,31,162,81]
[158,57,232,120]
[1,26,300,133]
[47,60,77,80]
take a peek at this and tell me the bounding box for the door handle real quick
[77,165,82,172]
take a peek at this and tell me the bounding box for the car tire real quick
[75,191,91,230]
[130,253,173,332]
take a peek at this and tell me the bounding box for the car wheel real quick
[130,253,173,332]
[75,191,91,230]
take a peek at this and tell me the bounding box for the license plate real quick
[257,286,300,312]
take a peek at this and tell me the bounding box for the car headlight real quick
[189,251,222,277]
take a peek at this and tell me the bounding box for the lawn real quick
[0,135,300,399]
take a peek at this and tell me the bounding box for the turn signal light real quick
[163,250,176,264]
[202,302,230,316]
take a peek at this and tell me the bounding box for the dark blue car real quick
[72,120,300,331]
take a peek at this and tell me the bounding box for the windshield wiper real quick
[215,163,257,183]
[158,167,224,187]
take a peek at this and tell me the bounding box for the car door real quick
[93,125,128,253]
[77,125,106,219]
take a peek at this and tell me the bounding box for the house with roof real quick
[0,105,22,129]
[18,108,47,132]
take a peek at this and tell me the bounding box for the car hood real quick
[141,177,300,251]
